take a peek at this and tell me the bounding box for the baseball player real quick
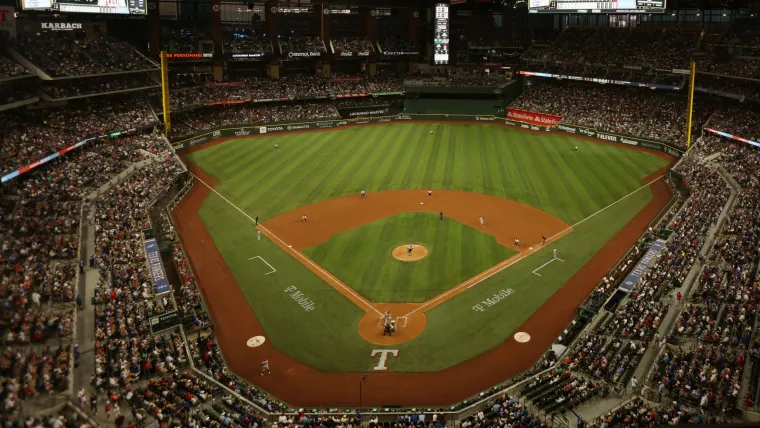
[301,215,307,222]
[553,248,557,259]
[542,236,547,245]
[361,190,366,199]
[257,230,261,241]
[261,358,270,376]
[383,311,391,326]
[479,217,485,227]
[407,244,414,255]
[439,211,444,220]
[275,144,279,150]
[514,238,520,249]
[428,190,432,197]
[255,216,259,225]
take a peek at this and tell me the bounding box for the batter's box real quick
[395,316,408,328]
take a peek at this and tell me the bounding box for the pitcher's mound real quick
[392,245,428,261]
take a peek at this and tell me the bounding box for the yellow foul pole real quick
[160,51,171,136]
[685,60,696,149]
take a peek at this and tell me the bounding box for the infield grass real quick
[187,123,670,372]
[303,212,517,303]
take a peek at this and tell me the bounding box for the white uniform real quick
[553,248,557,258]
[479,217,484,226]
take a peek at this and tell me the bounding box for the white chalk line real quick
[532,257,564,277]
[402,174,667,318]
[187,172,383,316]
[249,256,276,275]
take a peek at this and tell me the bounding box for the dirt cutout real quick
[392,245,428,261]
[175,122,676,407]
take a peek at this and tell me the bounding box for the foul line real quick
[532,257,564,277]
[187,171,383,316]
[402,174,667,318]
[249,256,276,275]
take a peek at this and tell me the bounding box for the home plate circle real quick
[514,332,531,343]
[246,336,266,347]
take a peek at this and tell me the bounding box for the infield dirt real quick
[173,122,675,407]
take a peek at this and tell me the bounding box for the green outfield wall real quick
[172,113,684,158]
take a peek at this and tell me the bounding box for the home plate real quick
[246,336,266,347]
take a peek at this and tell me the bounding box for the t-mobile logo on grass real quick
[371,349,399,371]
[472,289,514,312]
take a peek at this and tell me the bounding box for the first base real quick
[420,202,424,205]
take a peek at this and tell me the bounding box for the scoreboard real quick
[528,0,666,13]
[433,3,449,65]
[22,0,146,14]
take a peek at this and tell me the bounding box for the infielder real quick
[257,230,261,240]
[301,215,307,222]
[261,358,270,376]
[514,238,520,249]
[542,236,547,245]
[479,217,485,227]
[361,190,366,199]
[428,190,432,197]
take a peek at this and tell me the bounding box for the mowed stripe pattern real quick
[303,212,517,303]
[187,124,668,225]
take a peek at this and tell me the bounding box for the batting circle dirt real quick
[392,245,428,261]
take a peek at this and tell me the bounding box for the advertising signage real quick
[382,51,419,57]
[166,53,213,59]
[334,51,375,57]
[287,52,322,58]
[41,22,83,31]
[228,53,266,59]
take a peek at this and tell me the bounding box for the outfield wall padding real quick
[172,113,685,158]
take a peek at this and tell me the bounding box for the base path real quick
[173,128,675,407]
[392,245,428,261]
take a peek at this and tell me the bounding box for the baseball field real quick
[172,122,673,406]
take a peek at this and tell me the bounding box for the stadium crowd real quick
[592,397,720,426]
[0,96,158,174]
[0,56,31,80]
[512,81,717,149]
[279,36,327,54]
[41,76,159,100]
[13,36,157,78]
[331,37,375,53]
[169,102,340,138]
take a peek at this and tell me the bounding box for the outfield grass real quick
[303,212,517,303]
[188,123,667,224]
[188,123,669,372]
